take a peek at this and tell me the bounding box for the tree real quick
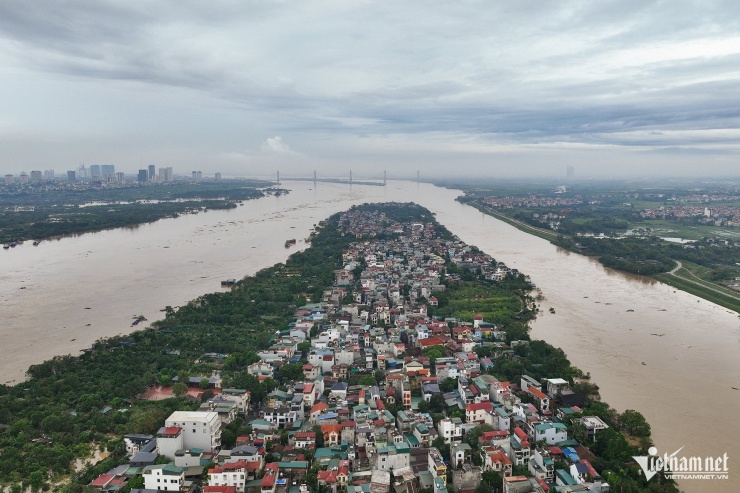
[374,370,386,385]
[429,393,447,413]
[199,378,210,389]
[440,378,457,393]
[358,375,375,386]
[277,363,305,384]
[620,409,651,438]
[467,424,494,450]
[481,471,502,490]
[172,382,188,397]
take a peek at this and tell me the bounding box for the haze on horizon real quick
[1,1,739,180]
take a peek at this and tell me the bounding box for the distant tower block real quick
[314,170,317,186]
[567,166,574,178]
[417,170,420,183]
[384,170,387,186]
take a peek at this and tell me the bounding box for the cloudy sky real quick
[1,1,739,179]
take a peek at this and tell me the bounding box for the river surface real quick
[1,181,737,492]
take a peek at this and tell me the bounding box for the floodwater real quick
[1,180,737,492]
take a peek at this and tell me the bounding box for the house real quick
[527,386,550,412]
[160,411,221,458]
[247,361,276,380]
[510,427,531,466]
[262,406,297,429]
[124,434,154,457]
[437,417,463,444]
[322,423,343,446]
[534,422,568,445]
[466,401,493,425]
[303,363,320,381]
[220,389,251,414]
[208,461,248,493]
[292,431,317,449]
[142,464,185,492]
[373,442,411,471]
[482,449,513,477]
[451,442,472,468]
[428,447,447,478]
[580,416,609,442]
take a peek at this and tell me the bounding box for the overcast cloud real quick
[1,1,739,178]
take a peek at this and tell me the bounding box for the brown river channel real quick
[1,181,738,491]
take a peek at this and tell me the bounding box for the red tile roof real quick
[529,387,547,400]
[466,401,493,412]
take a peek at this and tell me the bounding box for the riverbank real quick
[468,202,740,313]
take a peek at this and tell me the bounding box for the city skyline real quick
[1,2,740,178]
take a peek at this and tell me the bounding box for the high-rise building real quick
[4,174,13,185]
[101,164,115,176]
[43,169,54,179]
[67,170,76,181]
[148,164,155,180]
[78,164,87,179]
[115,172,125,183]
[18,172,29,184]
[138,169,148,182]
[215,172,222,181]
[30,170,42,182]
[90,165,101,179]
[158,167,174,182]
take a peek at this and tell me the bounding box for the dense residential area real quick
[0,204,675,493]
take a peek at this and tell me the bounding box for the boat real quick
[285,239,297,248]
[33,240,41,246]
[221,279,237,286]
[2,244,8,250]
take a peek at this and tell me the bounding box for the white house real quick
[164,411,221,453]
[437,418,463,444]
[142,464,185,491]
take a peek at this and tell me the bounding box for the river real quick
[1,180,737,492]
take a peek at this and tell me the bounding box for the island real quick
[0,203,677,493]
[0,179,286,245]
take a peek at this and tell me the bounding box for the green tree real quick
[358,375,375,386]
[620,409,651,438]
[172,382,188,397]
[277,363,305,384]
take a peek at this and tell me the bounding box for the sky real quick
[1,1,739,179]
